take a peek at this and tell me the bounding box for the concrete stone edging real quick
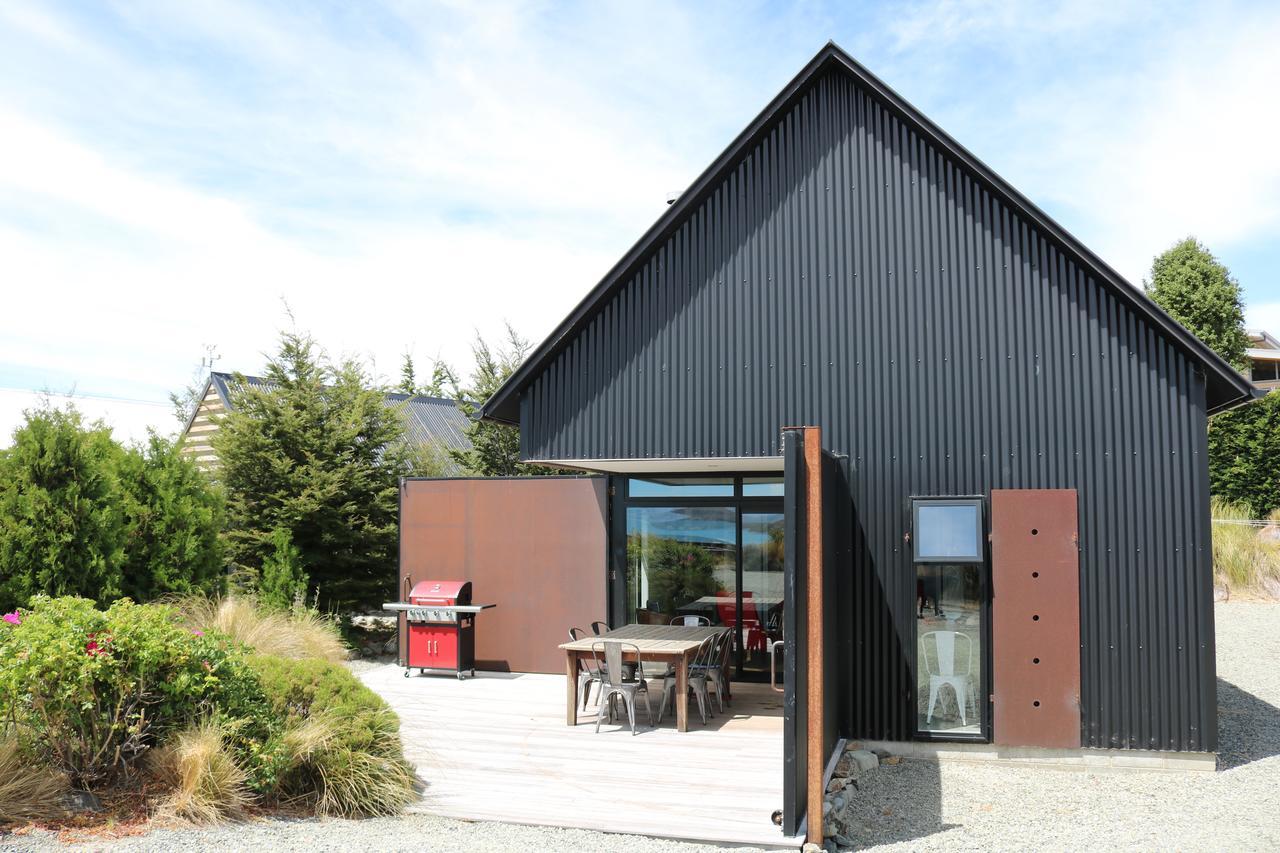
[852,739,1217,773]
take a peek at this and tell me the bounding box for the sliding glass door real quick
[617,475,784,681]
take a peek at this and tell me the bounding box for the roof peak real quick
[478,41,1253,423]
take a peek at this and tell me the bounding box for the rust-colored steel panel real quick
[398,477,608,674]
[991,489,1081,748]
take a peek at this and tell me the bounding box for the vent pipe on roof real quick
[665,190,682,205]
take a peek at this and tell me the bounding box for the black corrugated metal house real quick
[414,42,1258,838]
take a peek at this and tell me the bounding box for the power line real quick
[0,386,171,409]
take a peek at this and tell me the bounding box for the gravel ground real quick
[5,602,1277,852]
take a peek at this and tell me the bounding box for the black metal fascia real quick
[478,41,1256,424]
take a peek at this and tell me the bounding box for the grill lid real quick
[408,579,470,605]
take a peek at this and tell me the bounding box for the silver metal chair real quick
[691,628,731,713]
[590,621,610,635]
[569,627,605,709]
[658,635,717,726]
[591,641,652,735]
[669,615,710,626]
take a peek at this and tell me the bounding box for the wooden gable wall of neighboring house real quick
[179,383,226,469]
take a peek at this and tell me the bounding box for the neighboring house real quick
[179,371,471,472]
[1246,329,1280,390]
[393,43,1256,840]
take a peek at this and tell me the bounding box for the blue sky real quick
[1,1,1278,444]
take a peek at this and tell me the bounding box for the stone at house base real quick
[62,790,102,813]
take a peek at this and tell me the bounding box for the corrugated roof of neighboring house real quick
[184,371,472,471]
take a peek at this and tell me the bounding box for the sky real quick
[2,0,1278,446]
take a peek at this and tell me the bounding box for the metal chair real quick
[691,628,732,713]
[569,627,605,709]
[669,615,710,626]
[590,621,610,635]
[590,641,652,735]
[658,635,717,726]
[920,630,976,726]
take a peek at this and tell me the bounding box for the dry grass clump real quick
[1212,498,1280,594]
[148,721,249,824]
[0,737,68,823]
[177,595,348,663]
[280,710,416,818]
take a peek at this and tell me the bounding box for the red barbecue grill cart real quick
[383,580,495,679]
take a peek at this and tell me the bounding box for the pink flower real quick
[2,612,19,626]
[190,629,204,637]
[86,640,102,656]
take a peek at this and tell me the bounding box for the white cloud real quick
[1,0,1277,454]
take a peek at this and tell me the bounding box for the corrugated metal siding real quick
[518,69,1216,751]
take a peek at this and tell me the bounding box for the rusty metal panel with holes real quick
[991,489,1081,748]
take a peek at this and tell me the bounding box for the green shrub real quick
[248,655,414,816]
[1212,497,1280,592]
[258,528,308,612]
[0,405,226,613]
[0,596,267,787]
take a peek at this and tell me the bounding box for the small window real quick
[913,499,984,563]
[628,477,734,498]
[743,477,784,496]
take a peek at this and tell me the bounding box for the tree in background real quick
[1145,237,1250,370]
[258,527,309,611]
[447,324,569,477]
[0,404,225,612]
[115,432,226,602]
[0,406,125,611]
[214,332,417,611]
[1146,237,1277,516]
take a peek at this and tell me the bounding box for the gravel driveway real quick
[6,602,1278,852]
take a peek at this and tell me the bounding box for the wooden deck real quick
[360,665,800,848]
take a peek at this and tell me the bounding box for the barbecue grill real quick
[383,580,496,679]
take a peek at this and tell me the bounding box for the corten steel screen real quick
[990,489,1082,748]
[398,477,608,674]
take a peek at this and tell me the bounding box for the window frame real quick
[911,497,986,564]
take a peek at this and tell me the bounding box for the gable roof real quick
[186,371,471,461]
[480,41,1256,425]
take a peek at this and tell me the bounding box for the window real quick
[742,477,785,496]
[1252,360,1280,382]
[912,497,986,738]
[913,499,984,563]
[628,477,734,498]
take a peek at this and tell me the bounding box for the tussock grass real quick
[281,710,416,818]
[0,738,67,823]
[1212,498,1280,594]
[149,721,249,824]
[176,595,348,663]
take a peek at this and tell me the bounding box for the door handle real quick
[769,640,785,693]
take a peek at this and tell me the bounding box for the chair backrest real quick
[670,615,710,626]
[689,634,719,670]
[920,630,973,677]
[592,641,641,688]
[590,621,609,636]
[569,626,586,641]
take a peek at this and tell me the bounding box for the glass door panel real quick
[740,511,785,680]
[625,506,736,627]
[916,563,983,735]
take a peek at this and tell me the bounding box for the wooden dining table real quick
[559,624,728,732]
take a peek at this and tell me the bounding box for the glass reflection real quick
[916,563,982,735]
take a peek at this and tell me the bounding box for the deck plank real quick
[360,666,800,848]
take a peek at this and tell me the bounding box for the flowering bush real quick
[0,596,268,787]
